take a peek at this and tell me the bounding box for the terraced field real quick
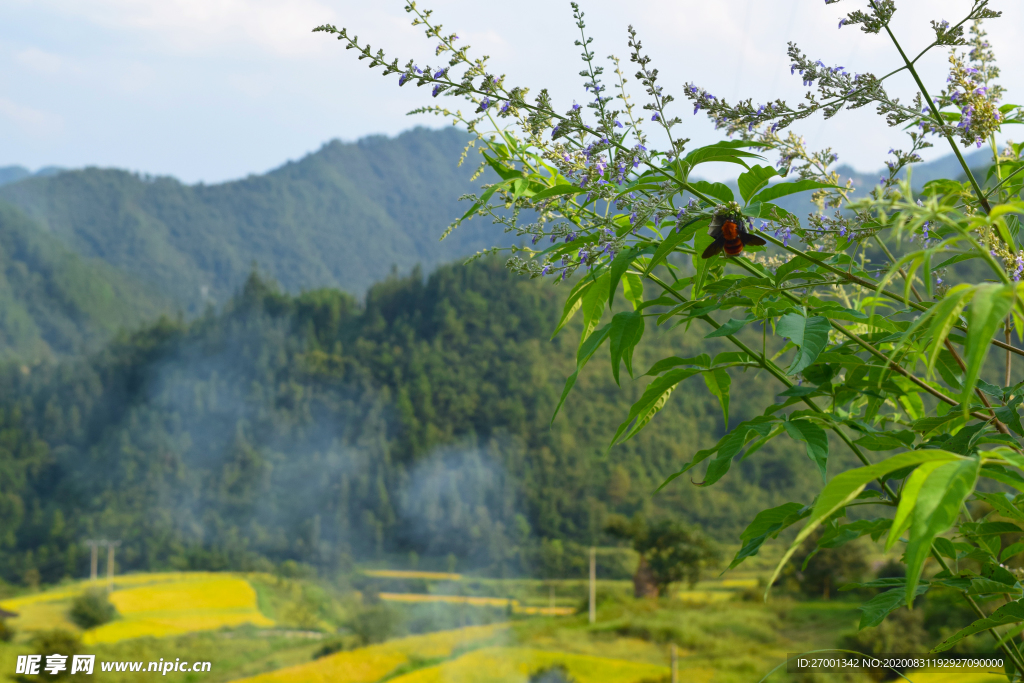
[0,572,274,644]
[232,624,506,683]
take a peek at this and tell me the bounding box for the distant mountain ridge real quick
[0,127,502,317]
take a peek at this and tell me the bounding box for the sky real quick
[2,0,1023,184]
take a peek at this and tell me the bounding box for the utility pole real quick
[84,540,104,582]
[671,644,678,683]
[106,540,121,591]
[588,546,596,624]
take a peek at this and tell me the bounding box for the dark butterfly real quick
[700,215,766,258]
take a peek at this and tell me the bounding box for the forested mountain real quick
[0,127,503,316]
[0,258,829,586]
[0,203,168,359]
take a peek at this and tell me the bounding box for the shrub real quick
[69,589,117,629]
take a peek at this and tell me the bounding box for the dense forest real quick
[0,258,831,587]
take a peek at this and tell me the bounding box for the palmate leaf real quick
[766,450,964,600]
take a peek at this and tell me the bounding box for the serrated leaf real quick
[784,419,829,483]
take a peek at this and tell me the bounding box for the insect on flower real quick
[701,214,766,258]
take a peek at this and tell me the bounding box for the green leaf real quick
[530,183,585,201]
[610,368,701,446]
[703,368,731,430]
[609,311,645,386]
[904,458,981,608]
[659,415,778,491]
[552,275,597,339]
[645,218,708,275]
[738,165,781,204]
[962,284,1015,413]
[690,180,734,203]
[777,314,831,375]
[622,273,644,310]
[885,459,950,551]
[750,179,837,205]
[933,599,1024,653]
[645,354,711,375]
[705,315,755,339]
[552,323,611,423]
[854,431,915,451]
[728,502,808,570]
[579,271,611,346]
[858,586,930,630]
[784,419,829,483]
[766,450,963,599]
[1002,541,1024,562]
[924,285,973,375]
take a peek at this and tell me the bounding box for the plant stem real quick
[881,24,990,214]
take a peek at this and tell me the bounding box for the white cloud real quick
[15,47,62,74]
[0,98,64,137]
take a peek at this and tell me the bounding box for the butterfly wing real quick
[701,238,726,258]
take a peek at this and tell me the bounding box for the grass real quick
[387,646,668,683]
[231,624,507,683]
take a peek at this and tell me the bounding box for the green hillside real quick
[0,202,168,360]
[0,127,503,316]
[0,257,830,586]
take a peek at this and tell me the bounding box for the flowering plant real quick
[319,0,1024,671]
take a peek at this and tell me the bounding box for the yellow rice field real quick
[231,624,506,683]
[378,593,574,616]
[387,646,669,683]
[363,570,463,581]
[0,572,274,644]
[84,575,273,644]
